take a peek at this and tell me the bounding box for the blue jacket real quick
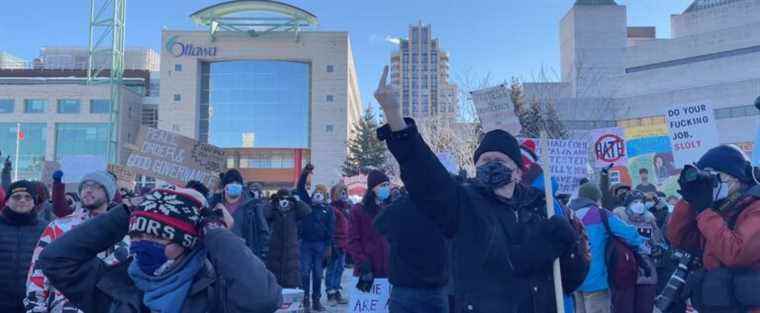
[569,198,646,292]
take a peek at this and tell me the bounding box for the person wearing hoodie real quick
[209,169,270,259]
[0,181,46,313]
[612,191,661,313]
[295,164,334,312]
[37,187,283,313]
[347,169,392,296]
[265,189,311,289]
[25,171,129,313]
[325,182,351,306]
[568,182,646,313]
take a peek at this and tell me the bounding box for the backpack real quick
[599,209,639,289]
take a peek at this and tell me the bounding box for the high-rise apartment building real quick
[390,22,458,118]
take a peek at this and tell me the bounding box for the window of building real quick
[326,95,334,102]
[0,99,14,113]
[326,65,334,73]
[325,124,334,133]
[90,99,112,114]
[55,123,110,162]
[57,99,81,114]
[227,157,235,169]
[24,99,46,113]
[173,94,181,102]
[174,64,182,72]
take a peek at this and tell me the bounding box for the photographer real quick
[667,145,760,313]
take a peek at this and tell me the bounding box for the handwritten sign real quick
[665,103,719,167]
[107,164,137,189]
[590,127,627,168]
[521,139,589,194]
[472,85,522,134]
[125,127,225,187]
[348,278,391,313]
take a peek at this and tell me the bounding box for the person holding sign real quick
[374,66,580,313]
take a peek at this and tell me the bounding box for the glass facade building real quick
[201,60,310,148]
[0,123,47,180]
[55,123,110,161]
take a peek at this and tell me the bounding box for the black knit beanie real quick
[473,129,522,167]
[367,170,390,190]
[697,145,753,183]
[9,180,38,202]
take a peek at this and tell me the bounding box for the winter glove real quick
[199,205,233,235]
[303,163,314,175]
[356,261,375,293]
[510,215,578,274]
[543,215,578,258]
[677,175,714,214]
[52,170,63,183]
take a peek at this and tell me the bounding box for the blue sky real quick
[0,0,693,107]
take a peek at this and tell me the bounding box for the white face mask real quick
[629,200,646,215]
[713,181,731,202]
[644,201,655,210]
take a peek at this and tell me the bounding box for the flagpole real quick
[14,122,20,181]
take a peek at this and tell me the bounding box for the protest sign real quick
[125,127,226,187]
[521,138,589,194]
[275,289,305,313]
[60,155,107,183]
[107,164,137,189]
[344,174,368,198]
[435,152,459,174]
[590,127,627,168]
[665,103,719,168]
[471,85,522,134]
[40,161,61,186]
[348,278,391,313]
[623,120,677,189]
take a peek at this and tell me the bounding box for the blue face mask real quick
[225,183,243,198]
[129,240,168,276]
[375,186,391,201]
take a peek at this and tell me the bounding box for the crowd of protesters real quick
[0,69,758,313]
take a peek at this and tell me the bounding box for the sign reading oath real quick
[126,127,225,187]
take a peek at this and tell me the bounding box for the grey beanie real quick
[79,171,117,202]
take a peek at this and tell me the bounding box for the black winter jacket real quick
[0,210,46,313]
[209,194,271,259]
[37,205,283,313]
[374,194,449,289]
[379,120,580,313]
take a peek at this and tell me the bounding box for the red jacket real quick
[331,201,350,251]
[347,203,389,278]
[668,198,760,271]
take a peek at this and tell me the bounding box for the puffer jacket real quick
[37,205,283,313]
[331,200,351,251]
[266,198,310,288]
[0,209,46,313]
[209,194,271,259]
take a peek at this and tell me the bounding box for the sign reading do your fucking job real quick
[125,127,226,187]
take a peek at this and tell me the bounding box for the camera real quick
[679,164,718,186]
[654,250,701,312]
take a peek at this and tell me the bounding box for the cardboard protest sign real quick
[471,85,522,134]
[344,175,368,198]
[348,278,391,313]
[665,103,719,168]
[40,161,61,187]
[107,164,137,189]
[125,127,225,187]
[521,138,589,195]
[60,155,107,184]
[590,127,627,168]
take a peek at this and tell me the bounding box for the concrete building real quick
[512,0,760,153]
[159,1,362,188]
[0,69,147,180]
[0,52,28,69]
[390,22,459,118]
[39,47,160,71]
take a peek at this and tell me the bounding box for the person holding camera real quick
[667,145,760,313]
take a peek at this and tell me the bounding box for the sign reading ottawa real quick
[166,35,217,57]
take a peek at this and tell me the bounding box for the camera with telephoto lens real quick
[679,164,718,186]
[654,250,701,312]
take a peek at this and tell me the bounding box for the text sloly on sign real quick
[589,127,627,168]
[125,127,225,187]
[665,103,719,168]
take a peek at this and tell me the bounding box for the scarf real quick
[128,247,207,313]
